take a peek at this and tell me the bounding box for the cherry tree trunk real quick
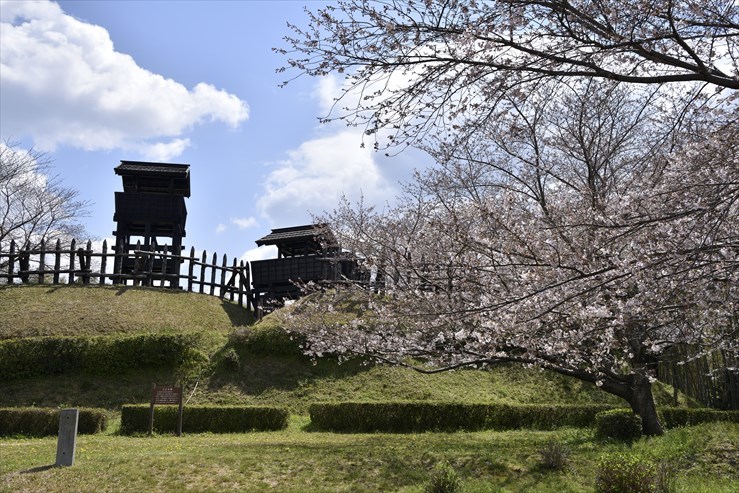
[626,373,664,436]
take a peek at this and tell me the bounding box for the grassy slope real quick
[0,353,691,414]
[0,285,252,338]
[0,284,695,414]
[1,285,736,492]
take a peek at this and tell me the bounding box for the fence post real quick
[187,246,195,293]
[19,242,30,283]
[199,250,207,294]
[53,239,61,284]
[85,240,93,284]
[238,260,245,307]
[38,239,46,284]
[230,257,238,302]
[113,240,124,284]
[220,253,228,298]
[132,240,142,286]
[146,241,155,287]
[78,240,92,284]
[7,240,15,284]
[100,240,108,285]
[210,252,217,296]
[68,239,77,284]
[242,260,253,312]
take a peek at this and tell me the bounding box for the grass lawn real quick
[1,421,737,493]
[0,285,252,339]
[2,284,735,492]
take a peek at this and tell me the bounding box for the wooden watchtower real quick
[112,161,190,288]
[251,224,360,309]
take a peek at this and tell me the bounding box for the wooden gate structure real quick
[250,224,366,314]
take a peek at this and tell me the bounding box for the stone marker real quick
[55,408,79,467]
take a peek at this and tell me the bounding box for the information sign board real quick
[148,384,183,436]
[153,386,181,405]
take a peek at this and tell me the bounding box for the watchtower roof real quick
[255,224,337,257]
[115,160,191,197]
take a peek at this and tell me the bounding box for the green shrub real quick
[0,408,108,437]
[229,325,305,357]
[595,452,674,493]
[654,462,677,493]
[425,462,463,493]
[309,402,616,433]
[659,407,739,428]
[0,333,206,380]
[76,408,109,434]
[174,346,211,384]
[119,404,289,435]
[595,409,642,442]
[219,347,241,371]
[538,439,570,471]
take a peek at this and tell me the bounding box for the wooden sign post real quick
[149,384,183,436]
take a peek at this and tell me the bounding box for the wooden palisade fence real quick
[0,239,254,312]
[658,346,739,410]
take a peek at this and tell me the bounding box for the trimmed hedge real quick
[0,407,108,437]
[660,407,739,428]
[120,404,290,435]
[308,402,617,433]
[595,409,642,442]
[0,332,206,380]
[594,407,739,442]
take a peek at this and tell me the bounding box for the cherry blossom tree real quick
[278,0,738,435]
[0,141,89,266]
[280,0,738,148]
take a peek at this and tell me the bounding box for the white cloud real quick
[231,216,258,230]
[139,138,191,162]
[256,128,397,226]
[240,244,278,263]
[214,217,258,234]
[0,141,48,189]
[254,74,431,227]
[314,74,343,117]
[0,0,249,157]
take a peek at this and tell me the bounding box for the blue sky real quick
[1,0,426,262]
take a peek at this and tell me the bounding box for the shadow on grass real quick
[219,300,254,327]
[207,354,374,395]
[20,464,56,474]
[107,285,254,326]
[0,353,372,410]
[0,368,177,409]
